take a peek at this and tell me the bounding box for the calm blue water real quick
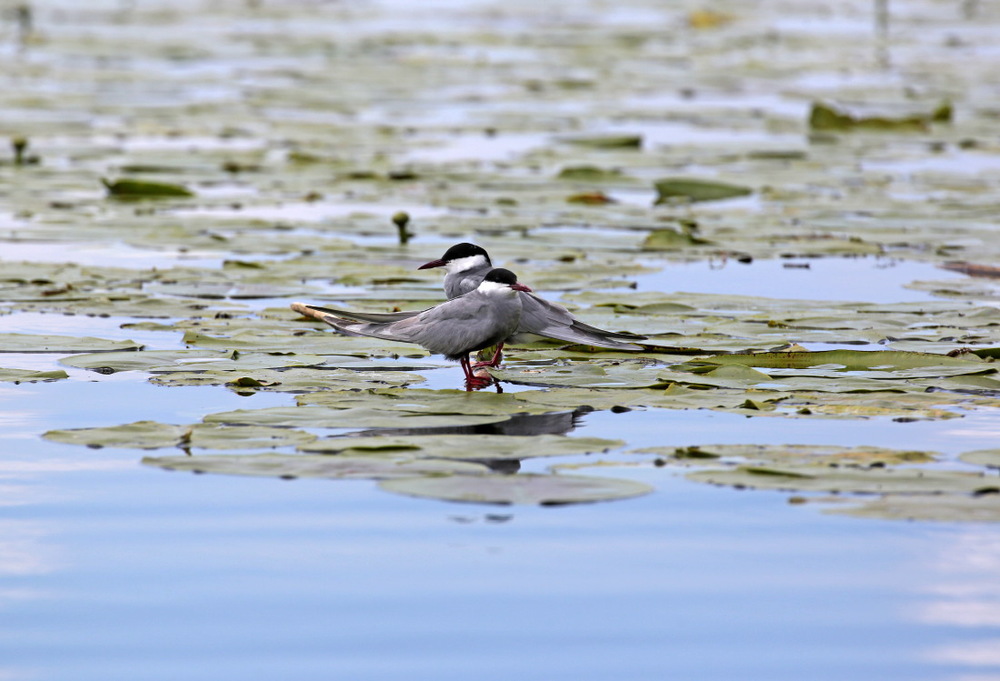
[1,372,998,681]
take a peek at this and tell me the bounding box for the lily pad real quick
[143,453,490,480]
[300,434,624,460]
[0,367,69,382]
[688,465,989,495]
[0,333,142,353]
[379,472,653,505]
[653,178,752,204]
[102,178,195,199]
[959,449,1000,469]
[44,421,190,450]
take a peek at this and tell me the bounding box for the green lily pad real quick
[837,494,1000,523]
[379,472,653,505]
[633,443,936,467]
[300,434,624,460]
[205,405,511,430]
[0,367,69,382]
[808,100,951,132]
[653,178,752,204]
[560,134,642,149]
[0,333,142,353]
[44,421,190,449]
[959,449,1000,468]
[684,350,995,378]
[688,465,989,495]
[102,178,195,198]
[143,453,491,480]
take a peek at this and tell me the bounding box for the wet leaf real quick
[0,367,69,382]
[0,333,142,353]
[653,178,752,204]
[102,178,195,199]
[959,449,1000,468]
[44,421,190,449]
[300,434,623,460]
[379,473,653,505]
[143,453,490,480]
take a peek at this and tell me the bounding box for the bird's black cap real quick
[441,242,490,264]
[483,268,518,285]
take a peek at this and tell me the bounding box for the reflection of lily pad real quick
[379,473,653,505]
[143,453,490,480]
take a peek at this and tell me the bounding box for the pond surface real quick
[2,1,1000,680]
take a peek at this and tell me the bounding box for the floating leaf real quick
[44,421,190,449]
[560,134,642,149]
[0,367,68,382]
[300,434,623,460]
[143,453,490,480]
[959,449,1000,469]
[0,333,142,353]
[379,473,653,505]
[653,178,752,204]
[102,178,194,199]
[808,101,951,132]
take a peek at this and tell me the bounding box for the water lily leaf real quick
[557,166,625,181]
[102,178,194,198]
[633,443,936,467]
[491,362,672,389]
[299,388,556,416]
[61,349,229,372]
[379,473,653,505]
[560,134,642,149]
[642,228,713,250]
[808,101,951,133]
[653,178,752,204]
[0,333,142,353]
[838,494,1000,523]
[44,421,190,449]
[688,465,989,495]
[0,367,69,382]
[959,449,1000,468]
[188,424,317,450]
[300,434,624,460]
[686,350,995,378]
[143,453,490,480]
[150,367,423,392]
[204,405,510,430]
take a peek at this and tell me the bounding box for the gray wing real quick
[513,293,646,350]
[296,293,521,359]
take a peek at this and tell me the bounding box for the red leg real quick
[472,343,504,368]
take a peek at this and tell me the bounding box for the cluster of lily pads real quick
[3,0,1000,517]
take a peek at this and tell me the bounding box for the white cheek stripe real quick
[477,280,512,294]
[446,255,487,274]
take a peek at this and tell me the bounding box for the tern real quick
[292,268,530,387]
[304,243,645,357]
[420,243,646,352]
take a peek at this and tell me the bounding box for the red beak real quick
[418,258,445,270]
[512,283,532,293]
